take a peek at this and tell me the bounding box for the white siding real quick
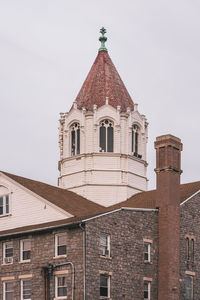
[0,175,71,231]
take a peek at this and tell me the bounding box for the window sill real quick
[19,260,31,264]
[53,255,67,259]
[100,255,112,260]
[0,213,12,218]
[2,262,13,266]
[54,297,67,300]
[144,261,152,264]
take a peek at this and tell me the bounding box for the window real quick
[144,281,150,300]
[186,276,193,300]
[191,239,194,262]
[132,124,142,159]
[20,240,31,262]
[55,276,67,298]
[21,279,32,300]
[3,281,14,300]
[3,241,13,264]
[70,122,80,156]
[55,234,67,257]
[100,234,110,257]
[100,274,110,298]
[0,194,9,216]
[186,237,190,260]
[144,242,151,262]
[99,120,113,152]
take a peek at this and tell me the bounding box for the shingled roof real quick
[0,171,200,237]
[1,171,104,217]
[74,50,134,112]
[108,181,200,210]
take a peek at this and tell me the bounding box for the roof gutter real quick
[0,207,158,239]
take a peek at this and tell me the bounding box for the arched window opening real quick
[70,123,80,156]
[132,124,142,159]
[99,120,113,152]
[0,194,9,216]
[186,238,190,261]
[191,239,194,262]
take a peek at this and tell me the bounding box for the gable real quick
[0,174,72,231]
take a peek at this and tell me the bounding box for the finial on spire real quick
[99,27,108,52]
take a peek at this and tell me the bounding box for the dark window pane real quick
[107,126,113,152]
[132,130,134,152]
[6,248,13,257]
[144,291,148,299]
[100,126,106,152]
[0,197,3,215]
[58,245,67,256]
[6,195,9,214]
[23,250,31,260]
[100,287,108,297]
[58,287,67,296]
[71,130,75,156]
[135,131,138,154]
[77,128,80,154]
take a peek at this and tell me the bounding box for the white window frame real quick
[55,233,67,257]
[144,242,151,262]
[100,233,110,257]
[70,122,80,156]
[3,280,14,300]
[0,194,10,217]
[55,275,67,299]
[20,239,31,262]
[186,275,193,300]
[21,279,32,300]
[144,281,151,300]
[100,274,111,299]
[3,241,13,264]
[99,119,114,153]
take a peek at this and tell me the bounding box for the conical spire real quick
[74,28,134,112]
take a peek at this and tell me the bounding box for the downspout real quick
[79,223,86,300]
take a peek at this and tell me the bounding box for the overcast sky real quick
[0,0,199,190]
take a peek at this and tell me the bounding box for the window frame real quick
[100,274,111,299]
[70,122,80,156]
[3,280,14,300]
[20,239,31,262]
[185,275,193,300]
[55,275,67,299]
[144,281,151,300]
[0,194,10,217]
[21,279,32,300]
[144,242,151,262]
[100,233,110,257]
[55,233,67,257]
[99,119,114,153]
[3,241,13,264]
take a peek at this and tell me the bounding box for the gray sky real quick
[0,0,200,190]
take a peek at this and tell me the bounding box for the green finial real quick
[99,27,108,52]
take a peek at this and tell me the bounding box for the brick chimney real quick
[154,134,183,300]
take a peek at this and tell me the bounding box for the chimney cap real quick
[154,134,183,151]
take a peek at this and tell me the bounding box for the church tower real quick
[58,28,148,206]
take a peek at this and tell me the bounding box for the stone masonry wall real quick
[0,226,84,300]
[85,209,158,300]
[180,192,200,300]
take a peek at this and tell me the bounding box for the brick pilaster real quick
[154,134,183,300]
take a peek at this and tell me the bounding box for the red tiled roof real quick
[1,171,104,217]
[74,51,134,112]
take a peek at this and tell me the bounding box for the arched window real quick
[70,122,80,156]
[99,119,113,152]
[186,237,190,261]
[0,186,10,217]
[191,239,194,262]
[132,124,142,159]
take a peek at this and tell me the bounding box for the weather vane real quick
[99,27,108,52]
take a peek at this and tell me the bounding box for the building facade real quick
[0,28,200,300]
